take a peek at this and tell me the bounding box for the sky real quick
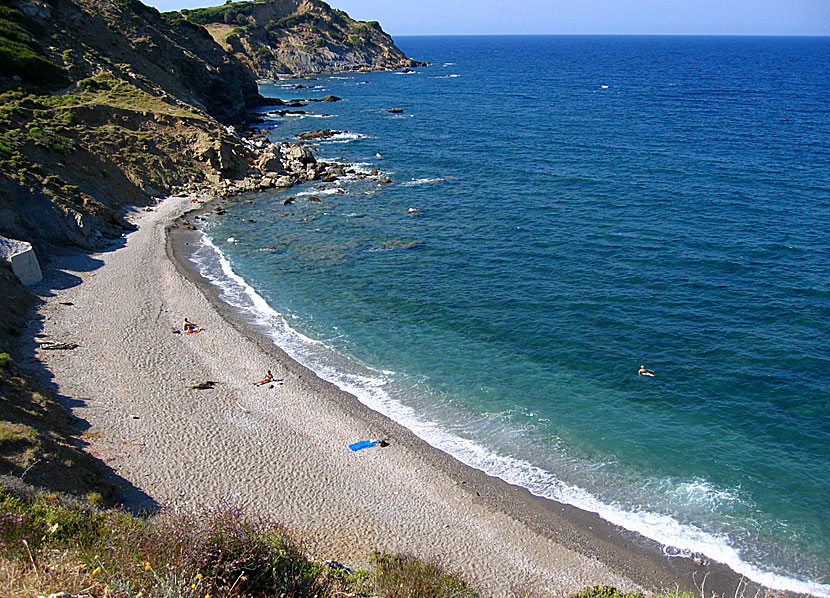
[143,0,830,36]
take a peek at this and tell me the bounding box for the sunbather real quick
[253,370,274,386]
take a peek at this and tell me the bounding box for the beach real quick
[27,194,750,598]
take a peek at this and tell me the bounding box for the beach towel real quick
[349,440,378,451]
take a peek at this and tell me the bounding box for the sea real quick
[189,36,830,595]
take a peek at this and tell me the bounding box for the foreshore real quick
[29,194,754,598]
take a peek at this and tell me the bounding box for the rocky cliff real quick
[176,0,422,78]
[0,0,267,253]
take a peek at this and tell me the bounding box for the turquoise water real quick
[191,36,830,594]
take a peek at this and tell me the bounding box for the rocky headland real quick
[177,0,425,78]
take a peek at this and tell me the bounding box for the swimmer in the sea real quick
[638,365,655,377]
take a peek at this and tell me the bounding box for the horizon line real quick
[389,32,830,38]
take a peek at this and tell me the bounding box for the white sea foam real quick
[189,234,830,598]
[264,111,306,119]
[320,131,369,143]
[401,177,445,187]
[295,187,343,198]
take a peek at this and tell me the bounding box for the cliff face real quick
[178,0,422,78]
[0,0,269,255]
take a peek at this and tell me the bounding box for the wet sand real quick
[31,194,753,598]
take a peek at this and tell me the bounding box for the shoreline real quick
[25,192,765,598]
[165,196,760,598]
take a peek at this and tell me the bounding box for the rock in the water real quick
[297,129,340,141]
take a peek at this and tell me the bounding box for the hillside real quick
[0,0,262,254]
[175,0,423,78]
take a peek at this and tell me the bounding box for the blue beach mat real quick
[349,440,377,451]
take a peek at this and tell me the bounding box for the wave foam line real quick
[189,234,830,598]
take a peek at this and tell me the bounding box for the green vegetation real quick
[351,23,371,36]
[371,552,477,598]
[184,1,257,26]
[0,482,479,598]
[0,5,68,91]
[271,13,305,29]
[571,587,695,598]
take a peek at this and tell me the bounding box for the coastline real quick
[169,198,764,598]
[27,193,760,598]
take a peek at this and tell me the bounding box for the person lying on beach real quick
[253,370,274,386]
[638,365,655,377]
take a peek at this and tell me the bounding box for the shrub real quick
[568,587,695,598]
[370,551,477,598]
[274,13,304,29]
[77,77,98,91]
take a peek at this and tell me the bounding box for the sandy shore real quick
[28,195,747,597]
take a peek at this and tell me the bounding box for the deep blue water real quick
[192,36,830,594]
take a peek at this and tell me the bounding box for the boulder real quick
[281,144,316,166]
[255,148,286,174]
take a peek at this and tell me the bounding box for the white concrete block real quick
[0,235,43,285]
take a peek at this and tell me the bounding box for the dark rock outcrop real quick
[297,129,340,140]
